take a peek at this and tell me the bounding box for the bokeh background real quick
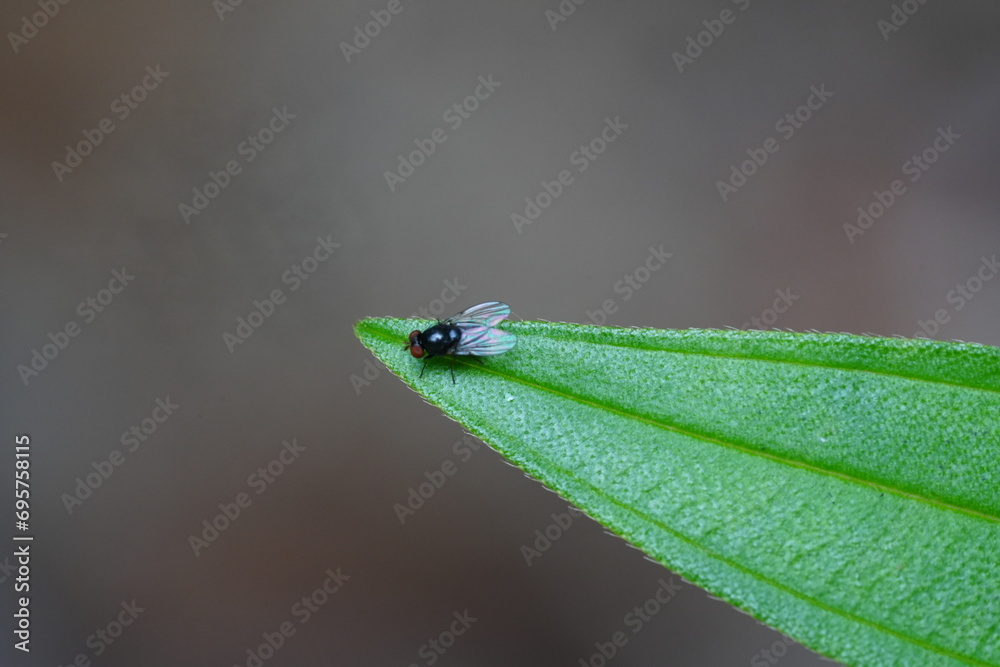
[2,1,1000,665]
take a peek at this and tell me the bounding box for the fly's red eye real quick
[409,345,425,359]
[408,330,421,343]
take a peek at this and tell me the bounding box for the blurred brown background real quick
[2,1,999,665]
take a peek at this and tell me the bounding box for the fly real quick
[405,301,516,383]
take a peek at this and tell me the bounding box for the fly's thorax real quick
[420,324,462,356]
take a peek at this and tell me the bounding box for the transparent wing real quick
[442,301,511,328]
[452,325,517,356]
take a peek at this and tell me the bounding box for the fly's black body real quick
[408,324,462,359]
[404,301,516,383]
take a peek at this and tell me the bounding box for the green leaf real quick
[355,317,1000,667]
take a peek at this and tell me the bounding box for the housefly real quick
[405,301,516,383]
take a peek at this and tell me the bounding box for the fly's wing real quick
[451,324,517,356]
[441,301,511,328]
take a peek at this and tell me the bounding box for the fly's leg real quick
[449,358,457,384]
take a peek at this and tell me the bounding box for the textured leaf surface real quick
[355,317,1000,667]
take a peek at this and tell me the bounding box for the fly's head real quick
[405,330,426,359]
